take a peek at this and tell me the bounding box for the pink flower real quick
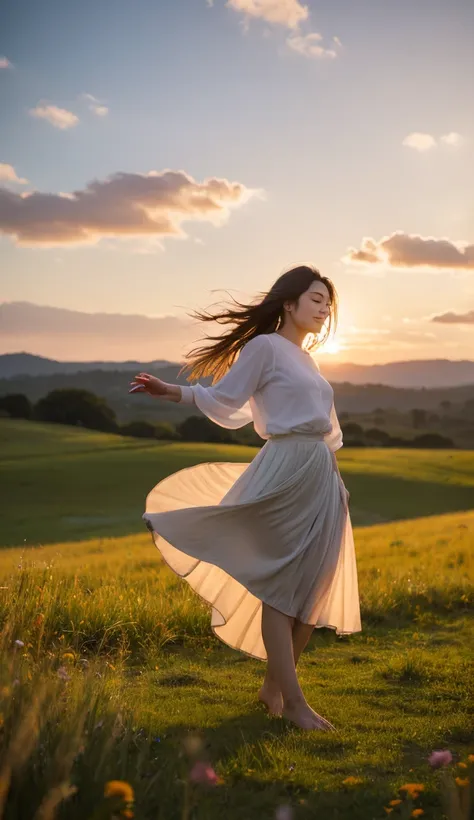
[189,760,219,786]
[57,666,70,681]
[428,750,453,768]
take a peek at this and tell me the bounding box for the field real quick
[0,419,473,820]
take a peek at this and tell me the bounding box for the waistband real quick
[267,431,326,443]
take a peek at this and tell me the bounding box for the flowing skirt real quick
[143,432,362,661]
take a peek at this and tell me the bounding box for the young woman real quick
[129,264,361,732]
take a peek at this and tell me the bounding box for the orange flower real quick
[389,799,402,806]
[342,776,363,786]
[399,783,424,798]
[383,810,393,815]
[457,762,468,769]
[104,781,134,803]
[411,811,424,818]
[455,777,469,787]
[467,755,474,763]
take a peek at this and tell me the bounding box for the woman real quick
[129,264,361,732]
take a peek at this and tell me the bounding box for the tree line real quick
[0,388,454,448]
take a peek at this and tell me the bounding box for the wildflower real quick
[389,799,402,806]
[342,776,363,786]
[428,750,453,768]
[62,653,75,662]
[14,639,24,648]
[399,783,424,799]
[189,760,221,786]
[275,806,294,820]
[455,777,469,787]
[383,810,393,815]
[57,666,70,681]
[468,755,474,763]
[104,781,135,803]
[411,811,424,818]
[457,762,468,769]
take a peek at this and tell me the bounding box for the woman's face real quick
[285,281,332,334]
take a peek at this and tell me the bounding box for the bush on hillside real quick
[35,389,117,433]
[0,393,33,419]
[177,415,234,444]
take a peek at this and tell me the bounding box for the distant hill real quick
[2,351,474,388]
[0,353,172,378]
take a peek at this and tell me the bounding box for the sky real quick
[1,0,473,364]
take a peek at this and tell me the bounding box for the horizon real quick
[1,0,473,365]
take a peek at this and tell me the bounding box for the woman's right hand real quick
[129,372,173,399]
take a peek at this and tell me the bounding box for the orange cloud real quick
[0,164,28,184]
[287,32,337,59]
[431,310,474,324]
[0,169,259,247]
[29,104,79,130]
[343,232,474,271]
[227,0,308,29]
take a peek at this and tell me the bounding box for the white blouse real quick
[178,331,343,452]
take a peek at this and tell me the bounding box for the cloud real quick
[287,32,337,59]
[0,168,260,247]
[333,36,343,48]
[0,56,12,69]
[440,131,464,147]
[402,131,464,151]
[227,0,309,29]
[81,93,109,117]
[343,232,474,272]
[402,132,436,152]
[0,301,199,362]
[0,164,28,185]
[431,310,474,325]
[29,104,79,130]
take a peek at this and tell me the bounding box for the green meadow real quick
[0,418,472,820]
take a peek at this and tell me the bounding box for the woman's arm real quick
[178,334,275,428]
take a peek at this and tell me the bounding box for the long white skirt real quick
[143,432,362,661]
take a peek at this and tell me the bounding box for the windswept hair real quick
[178,264,338,384]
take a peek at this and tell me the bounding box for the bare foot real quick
[282,698,336,731]
[258,681,283,716]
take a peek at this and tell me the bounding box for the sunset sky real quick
[1,0,473,364]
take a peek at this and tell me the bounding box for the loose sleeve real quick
[178,334,274,429]
[324,400,343,452]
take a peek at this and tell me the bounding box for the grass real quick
[1,419,474,547]
[0,419,473,819]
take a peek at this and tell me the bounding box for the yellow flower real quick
[411,811,424,818]
[62,653,75,662]
[399,783,424,798]
[389,799,402,806]
[455,777,469,787]
[104,781,134,803]
[467,755,474,763]
[342,776,363,785]
[457,762,468,769]
[0,686,11,698]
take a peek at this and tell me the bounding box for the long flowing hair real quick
[178,264,338,384]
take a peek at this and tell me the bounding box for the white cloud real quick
[333,36,343,48]
[0,168,261,247]
[440,131,463,147]
[29,104,79,130]
[0,57,12,69]
[0,164,28,185]
[402,132,436,152]
[227,0,309,30]
[287,32,337,59]
[81,93,109,117]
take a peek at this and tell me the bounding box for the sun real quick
[323,339,340,355]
